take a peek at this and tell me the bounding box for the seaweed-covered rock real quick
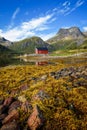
[2,109,19,124]
[21,101,32,113]
[1,121,19,130]
[3,97,14,107]
[28,105,45,130]
[33,90,49,101]
[8,101,21,114]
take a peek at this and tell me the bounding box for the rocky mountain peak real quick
[57,26,85,39]
[0,36,12,46]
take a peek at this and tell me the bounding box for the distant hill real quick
[0,36,13,47]
[0,44,13,55]
[47,27,87,50]
[9,36,53,53]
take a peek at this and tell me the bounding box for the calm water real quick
[0,56,87,67]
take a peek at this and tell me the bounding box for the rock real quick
[28,105,45,130]
[50,72,55,76]
[40,75,47,81]
[2,109,19,124]
[20,85,28,91]
[54,75,60,80]
[21,101,32,113]
[10,89,19,96]
[33,90,49,101]
[0,114,7,121]
[3,97,14,107]
[1,121,19,130]
[8,101,21,114]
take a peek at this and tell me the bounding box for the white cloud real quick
[39,32,56,41]
[63,1,70,6]
[0,14,53,41]
[7,7,20,29]
[65,0,85,15]
[12,8,20,20]
[76,0,85,7]
[83,27,87,31]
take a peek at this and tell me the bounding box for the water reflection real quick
[21,58,49,65]
[0,55,87,67]
[36,61,48,65]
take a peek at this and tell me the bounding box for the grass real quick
[50,49,87,56]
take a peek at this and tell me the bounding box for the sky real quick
[0,0,87,41]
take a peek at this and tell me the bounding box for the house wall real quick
[38,50,48,54]
[35,49,48,54]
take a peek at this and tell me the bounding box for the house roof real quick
[35,47,48,50]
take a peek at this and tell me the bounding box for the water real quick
[0,56,87,67]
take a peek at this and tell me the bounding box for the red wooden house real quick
[35,47,48,54]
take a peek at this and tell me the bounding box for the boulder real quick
[21,101,32,113]
[20,85,28,91]
[8,101,21,114]
[33,90,49,101]
[28,105,45,130]
[0,114,7,121]
[3,97,14,107]
[2,109,19,124]
[1,121,19,130]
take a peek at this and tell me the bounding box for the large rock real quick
[0,114,7,121]
[1,121,19,130]
[3,97,14,107]
[20,85,28,91]
[33,90,49,101]
[21,101,32,113]
[8,101,21,114]
[2,109,19,124]
[28,105,45,130]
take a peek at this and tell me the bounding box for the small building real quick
[35,47,48,54]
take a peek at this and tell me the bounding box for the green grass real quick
[50,49,87,56]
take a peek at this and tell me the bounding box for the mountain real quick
[47,27,85,44]
[0,44,12,54]
[9,36,53,53]
[83,32,87,36]
[47,27,87,50]
[0,36,12,47]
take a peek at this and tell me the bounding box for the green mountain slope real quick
[0,44,12,54]
[10,36,53,53]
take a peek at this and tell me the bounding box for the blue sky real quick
[0,0,87,41]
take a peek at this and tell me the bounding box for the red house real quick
[35,47,48,54]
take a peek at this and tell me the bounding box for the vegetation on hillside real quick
[9,36,53,54]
